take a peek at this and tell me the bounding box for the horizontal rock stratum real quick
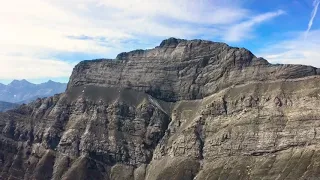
[1,38,320,180]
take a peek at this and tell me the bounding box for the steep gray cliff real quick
[1,38,320,180]
[68,38,318,101]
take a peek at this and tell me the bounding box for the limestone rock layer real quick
[1,38,320,180]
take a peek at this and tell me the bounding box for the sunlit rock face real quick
[1,38,320,180]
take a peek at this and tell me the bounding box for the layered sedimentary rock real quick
[1,38,320,180]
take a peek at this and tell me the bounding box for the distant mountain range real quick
[0,101,19,112]
[0,79,67,104]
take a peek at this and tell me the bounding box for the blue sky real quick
[0,0,319,84]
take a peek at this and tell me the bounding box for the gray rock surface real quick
[1,38,320,180]
[68,38,318,101]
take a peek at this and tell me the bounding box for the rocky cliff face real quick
[1,38,320,180]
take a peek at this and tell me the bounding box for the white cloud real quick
[305,0,320,38]
[258,30,320,68]
[224,10,285,42]
[95,0,248,25]
[0,0,285,81]
[0,55,75,79]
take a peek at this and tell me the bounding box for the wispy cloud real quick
[0,0,286,81]
[305,0,320,39]
[95,0,248,25]
[258,30,320,68]
[224,10,285,42]
[0,55,75,79]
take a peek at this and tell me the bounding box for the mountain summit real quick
[69,37,318,102]
[1,38,320,180]
[8,79,32,86]
[0,79,67,103]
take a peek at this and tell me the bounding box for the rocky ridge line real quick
[1,38,320,180]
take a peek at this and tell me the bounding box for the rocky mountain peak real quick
[0,79,67,103]
[68,38,318,102]
[2,38,320,180]
[158,37,186,48]
[115,38,222,62]
[9,79,33,86]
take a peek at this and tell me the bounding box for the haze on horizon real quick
[0,0,319,84]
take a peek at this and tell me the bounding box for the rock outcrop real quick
[1,38,320,180]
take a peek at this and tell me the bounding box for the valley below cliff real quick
[1,38,320,180]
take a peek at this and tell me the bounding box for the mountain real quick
[0,79,67,103]
[1,38,320,180]
[0,101,19,112]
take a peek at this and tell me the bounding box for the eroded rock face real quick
[68,38,318,102]
[1,38,320,180]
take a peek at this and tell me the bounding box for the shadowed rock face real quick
[1,38,320,180]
